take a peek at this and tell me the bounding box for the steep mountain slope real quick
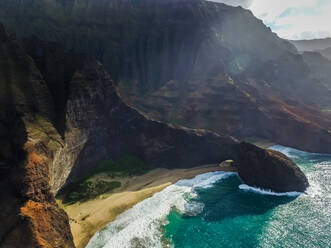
[290,38,331,89]
[0,0,328,103]
[52,60,241,191]
[315,47,331,61]
[0,0,330,155]
[290,38,331,63]
[122,73,331,154]
[0,23,308,247]
[301,51,331,90]
[0,23,74,248]
[289,38,331,52]
[0,0,295,89]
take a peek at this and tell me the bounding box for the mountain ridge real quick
[0,0,329,154]
[289,38,331,52]
[0,22,309,247]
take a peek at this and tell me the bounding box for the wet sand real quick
[57,164,237,248]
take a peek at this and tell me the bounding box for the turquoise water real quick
[164,146,331,248]
[86,146,331,248]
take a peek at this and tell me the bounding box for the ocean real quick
[86,145,331,248]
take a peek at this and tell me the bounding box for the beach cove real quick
[84,146,331,248]
[57,164,237,248]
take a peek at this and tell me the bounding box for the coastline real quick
[57,164,237,248]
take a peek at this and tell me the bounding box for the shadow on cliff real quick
[0,109,30,246]
[59,60,240,189]
[0,29,30,241]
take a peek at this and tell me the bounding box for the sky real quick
[210,0,331,40]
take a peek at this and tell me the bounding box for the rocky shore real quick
[0,11,310,248]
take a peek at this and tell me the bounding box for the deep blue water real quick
[87,146,331,248]
[164,146,331,248]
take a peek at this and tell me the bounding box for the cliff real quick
[0,23,74,248]
[52,60,241,191]
[0,22,309,247]
[122,74,331,154]
[2,0,325,243]
[0,0,329,154]
[301,51,331,90]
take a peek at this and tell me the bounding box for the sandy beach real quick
[57,164,236,248]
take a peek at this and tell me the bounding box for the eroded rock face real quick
[52,60,241,191]
[0,24,74,248]
[122,74,331,154]
[238,142,309,192]
[52,60,311,194]
[0,22,310,247]
[302,51,331,90]
[0,0,330,154]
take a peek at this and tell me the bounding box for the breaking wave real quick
[239,184,301,197]
[86,171,237,248]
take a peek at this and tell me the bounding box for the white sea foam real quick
[268,145,300,158]
[86,171,236,248]
[239,184,301,197]
[269,145,331,158]
[176,171,237,189]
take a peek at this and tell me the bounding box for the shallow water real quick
[87,146,331,248]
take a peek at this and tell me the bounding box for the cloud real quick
[249,0,317,22]
[209,0,331,39]
[208,0,254,8]
[249,0,331,40]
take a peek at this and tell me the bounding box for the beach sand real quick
[57,164,237,248]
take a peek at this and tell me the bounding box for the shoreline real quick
[57,164,237,248]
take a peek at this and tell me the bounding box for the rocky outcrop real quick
[238,142,309,192]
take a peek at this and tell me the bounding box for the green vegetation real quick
[58,155,150,204]
[61,180,121,204]
[89,155,150,178]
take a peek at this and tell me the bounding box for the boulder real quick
[238,142,309,192]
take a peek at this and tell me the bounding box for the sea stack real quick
[238,142,309,192]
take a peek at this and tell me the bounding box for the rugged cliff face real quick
[290,39,331,91]
[0,21,309,247]
[301,52,331,90]
[0,23,74,248]
[53,60,241,191]
[122,74,331,154]
[0,0,329,154]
